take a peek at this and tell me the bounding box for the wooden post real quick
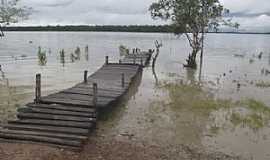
[35,74,41,103]
[105,56,109,65]
[93,83,98,107]
[84,70,88,83]
[121,73,125,88]
[119,60,122,64]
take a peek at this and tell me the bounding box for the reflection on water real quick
[0,32,270,159]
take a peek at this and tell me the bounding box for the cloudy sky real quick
[18,0,270,32]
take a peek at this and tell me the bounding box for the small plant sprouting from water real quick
[70,52,75,63]
[37,46,47,66]
[85,45,89,61]
[59,49,65,66]
[74,47,81,60]
[119,45,129,56]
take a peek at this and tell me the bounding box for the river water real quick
[0,32,270,159]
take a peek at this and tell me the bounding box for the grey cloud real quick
[40,0,74,7]
[228,12,270,18]
[17,0,270,32]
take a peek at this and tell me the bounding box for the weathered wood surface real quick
[10,119,93,129]
[3,124,90,135]
[0,50,153,149]
[27,103,96,113]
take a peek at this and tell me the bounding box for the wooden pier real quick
[0,50,153,150]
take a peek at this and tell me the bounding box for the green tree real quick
[149,0,239,69]
[0,0,32,36]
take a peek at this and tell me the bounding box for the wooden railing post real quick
[105,56,109,65]
[84,70,88,83]
[121,73,125,88]
[35,74,41,103]
[93,83,98,107]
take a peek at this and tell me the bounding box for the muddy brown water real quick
[0,32,270,159]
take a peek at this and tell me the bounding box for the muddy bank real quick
[0,135,244,160]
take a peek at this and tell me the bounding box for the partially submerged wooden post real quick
[84,70,88,83]
[35,74,41,103]
[105,56,109,65]
[93,83,98,107]
[121,73,125,88]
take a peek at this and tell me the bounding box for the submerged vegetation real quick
[158,81,270,131]
[256,81,270,88]
[37,46,47,66]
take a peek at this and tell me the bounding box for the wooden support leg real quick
[105,56,109,65]
[84,70,88,83]
[121,73,125,88]
[93,83,98,107]
[35,74,41,103]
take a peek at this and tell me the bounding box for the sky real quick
[17,0,270,32]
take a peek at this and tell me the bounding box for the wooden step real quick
[27,103,96,113]
[0,128,87,141]
[3,124,90,135]
[9,119,94,129]
[17,112,96,122]
[18,107,96,118]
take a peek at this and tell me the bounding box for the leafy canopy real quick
[149,0,238,34]
[0,0,32,25]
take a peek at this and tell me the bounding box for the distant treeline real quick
[2,25,270,34]
[3,25,174,33]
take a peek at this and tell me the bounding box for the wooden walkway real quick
[0,51,153,150]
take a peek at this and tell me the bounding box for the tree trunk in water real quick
[0,25,4,37]
[199,32,205,81]
[185,48,199,69]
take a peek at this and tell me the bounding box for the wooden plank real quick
[26,103,96,113]
[75,84,127,93]
[40,97,93,107]
[17,112,96,122]
[0,131,82,147]
[40,97,109,107]
[71,84,125,94]
[18,107,96,118]
[43,93,115,103]
[3,124,90,135]
[100,66,139,70]
[90,72,137,78]
[0,129,87,141]
[88,75,135,83]
[61,88,121,98]
[102,66,139,71]
[86,79,131,87]
[9,119,94,129]
[105,64,140,67]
